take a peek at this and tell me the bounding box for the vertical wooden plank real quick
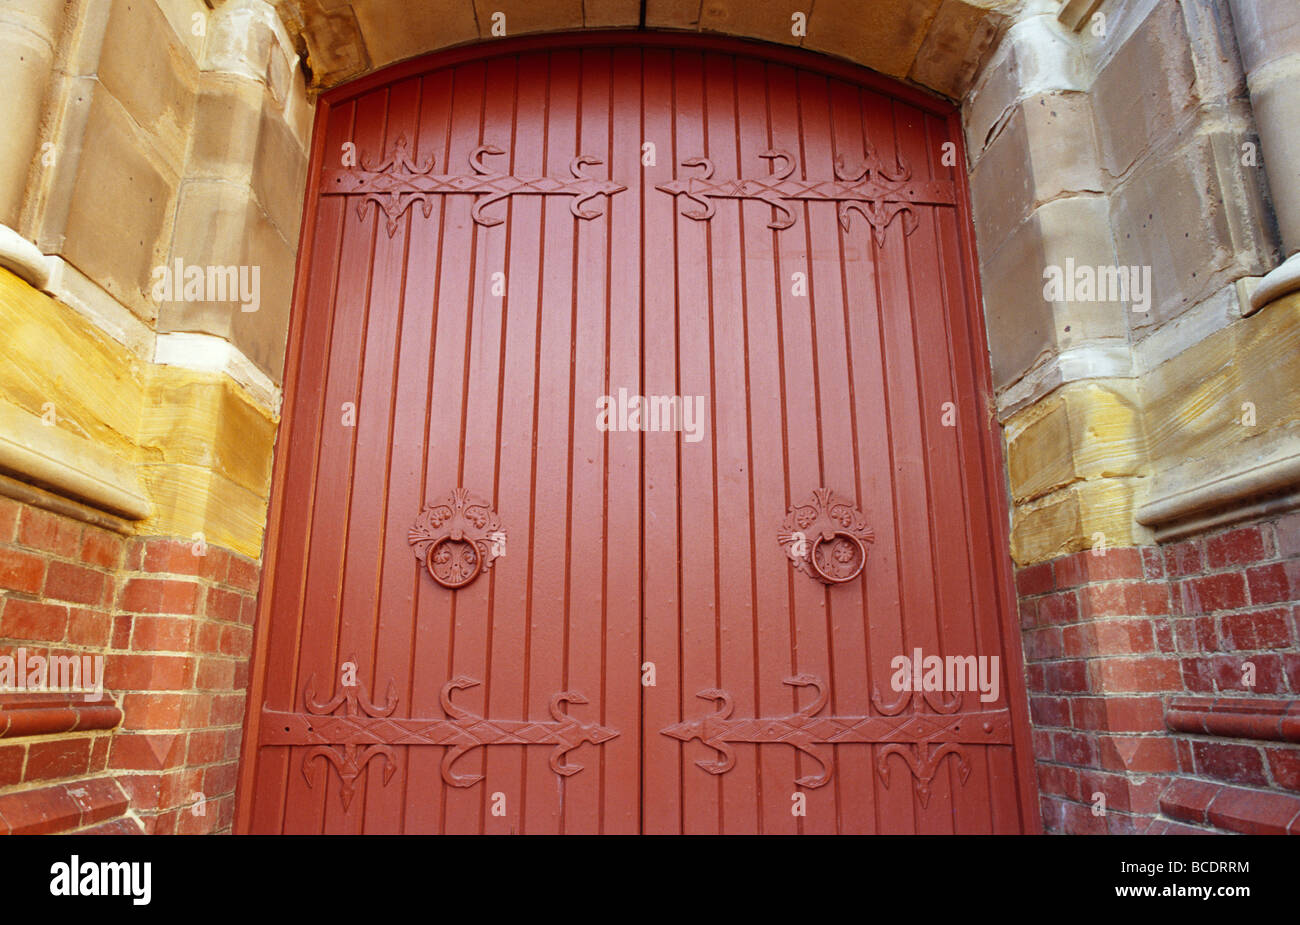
[322,74,423,836]
[829,79,904,835]
[766,60,836,831]
[639,46,683,834]
[281,88,387,834]
[891,97,969,833]
[246,99,352,833]
[904,109,994,834]
[394,67,460,835]
[366,68,454,834]
[414,58,484,834]
[561,47,605,836]
[441,53,517,834]
[852,88,925,836]
[479,49,545,836]
[520,48,579,834]
[869,94,949,833]
[564,46,614,834]
[799,70,873,833]
[601,45,644,835]
[669,49,722,836]
[933,109,1035,833]
[734,55,799,835]
[702,52,760,835]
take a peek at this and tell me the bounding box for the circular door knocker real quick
[408,489,506,590]
[778,489,874,585]
[425,535,484,589]
[810,531,868,584]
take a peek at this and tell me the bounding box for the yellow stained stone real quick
[0,267,277,558]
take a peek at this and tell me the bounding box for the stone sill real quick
[1250,253,1300,314]
[1166,696,1300,743]
[0,401,150,522]
[1135,429,1300,541]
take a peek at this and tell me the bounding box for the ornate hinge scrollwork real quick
[321,134,626,235]
[295,660,399,810]
[661,674,1010,806]
[656,145,953,243]
[262,666,619,808]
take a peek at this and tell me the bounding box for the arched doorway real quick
[236,33,1039,834]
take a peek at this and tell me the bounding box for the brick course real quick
[1018,514,1300,835]
[0,496,259,834]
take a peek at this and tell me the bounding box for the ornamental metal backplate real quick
[408,489,505,590]
[778,488,875,584]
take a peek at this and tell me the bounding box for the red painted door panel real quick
[237,36,1038,835]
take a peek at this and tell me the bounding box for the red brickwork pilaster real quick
[1017,512,1300,834]
[0,496,260,834]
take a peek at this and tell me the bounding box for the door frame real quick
[233,30,1042,834]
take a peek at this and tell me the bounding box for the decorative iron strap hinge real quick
[661,674,1011,807]
[320,134,626,235]
[656,146,954,243]
[261,663,618,809]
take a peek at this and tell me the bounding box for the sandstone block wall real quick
[0,0,297,836]
[7,0,310,385]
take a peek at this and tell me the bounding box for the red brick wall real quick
[0,496,259,834]
[1017,512,1300,834]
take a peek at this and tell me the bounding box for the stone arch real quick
[280,0,1011,102]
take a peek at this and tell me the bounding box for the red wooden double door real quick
[237,35,1038,834]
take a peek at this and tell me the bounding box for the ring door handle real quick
[408,488,506,590]
[779,488,874,585]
